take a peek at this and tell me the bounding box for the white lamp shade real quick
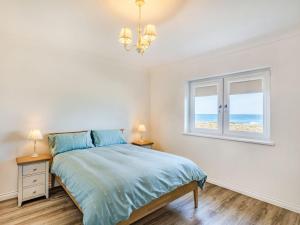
[138,124,146,132]
[28,129,43,140]
[119,27,133,45]
[143,24,157,42]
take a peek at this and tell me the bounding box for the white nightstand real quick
[16,154,51,207]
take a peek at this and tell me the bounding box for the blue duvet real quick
[51,144,207,225]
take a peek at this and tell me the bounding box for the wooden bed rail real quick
[54,175,199,225]
[118,181,198,225]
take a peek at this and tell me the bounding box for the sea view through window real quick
[195,93,263,133]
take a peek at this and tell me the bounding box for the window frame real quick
[189,79,223,135]
[185,68,271,144]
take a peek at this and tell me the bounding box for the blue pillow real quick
[91,129,127,147]
[48,131,94,156]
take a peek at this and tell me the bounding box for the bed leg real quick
[193,187,198,208]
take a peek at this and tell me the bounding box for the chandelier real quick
[118,0,157,55]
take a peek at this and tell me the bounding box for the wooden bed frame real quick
[49,129,199,225]
[54,175,198,225]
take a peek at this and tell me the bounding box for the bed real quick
[50,133,207,225]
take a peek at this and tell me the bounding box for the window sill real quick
[182,132,275,146]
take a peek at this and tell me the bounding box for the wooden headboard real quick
[48,129,125,135]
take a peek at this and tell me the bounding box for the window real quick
[185,68,271,143]
[189,79,223,135]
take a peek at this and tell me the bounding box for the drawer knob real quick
[32,191,36,194]
[33,179,37,183]
[33,168,37,171]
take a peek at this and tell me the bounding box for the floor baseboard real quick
[207,178,300,214]
[0,191,17,202]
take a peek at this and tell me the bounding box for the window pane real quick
[229,79,263,133]
[194,85,218,129]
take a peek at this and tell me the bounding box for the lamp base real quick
[31,152,39,158]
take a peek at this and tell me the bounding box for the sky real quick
[195,93,263,115]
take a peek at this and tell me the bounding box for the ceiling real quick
[1,0,300,67]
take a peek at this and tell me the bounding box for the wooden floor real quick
[0,183,299,225]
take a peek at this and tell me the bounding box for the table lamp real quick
[138,124,146,143]
[28,129,43,157]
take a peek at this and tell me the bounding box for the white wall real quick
[0,35,150,200]
[149,32,300,213]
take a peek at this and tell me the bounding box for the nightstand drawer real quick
[23,173,45,187]
[23,185,45,200]
[23,162,45,175]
